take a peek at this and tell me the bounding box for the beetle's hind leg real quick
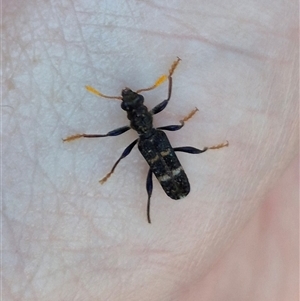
[173,141,229,154]
[206,141,229,150]
[146,169,153,224]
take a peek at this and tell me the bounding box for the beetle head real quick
[121,88,144,111]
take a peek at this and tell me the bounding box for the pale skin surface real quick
[2,1,298,300]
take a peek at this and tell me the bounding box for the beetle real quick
[63,58,228,223]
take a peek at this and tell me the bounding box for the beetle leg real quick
[63,126,130,142]
[174,141,229,154]
[157,108,198,131]
[146,169,153,224]
[99,139,138,184]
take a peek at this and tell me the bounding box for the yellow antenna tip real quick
[85,85,122,100]
[85,85,100,96]
[155,75,168,87]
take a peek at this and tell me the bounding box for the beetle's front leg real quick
[63,126,131,142]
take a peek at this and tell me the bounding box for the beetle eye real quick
[121,102,127,110]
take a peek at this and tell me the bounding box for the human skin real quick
[3,1,298,300]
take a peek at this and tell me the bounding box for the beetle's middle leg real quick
[99,139,138,184]
[157,107,198,131]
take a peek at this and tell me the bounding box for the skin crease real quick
[2,0,298,300]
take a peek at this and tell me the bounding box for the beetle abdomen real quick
[138,130,190,199]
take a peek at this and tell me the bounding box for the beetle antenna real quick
[136,75,167,93]
[86,85,122,100]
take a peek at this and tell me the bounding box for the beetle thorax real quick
[127,106,153,134]
[121,88,153,135]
